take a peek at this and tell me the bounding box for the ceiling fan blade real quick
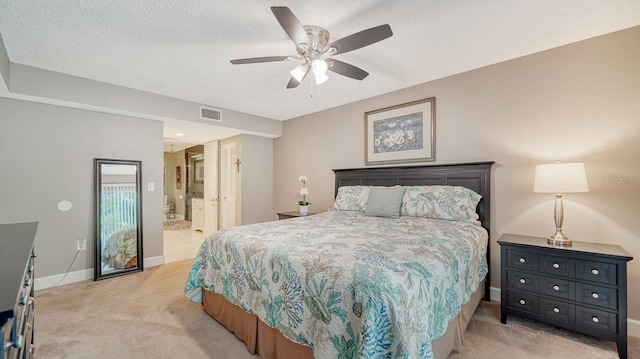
[327,24,393,55]
[286,77,301,89]
[286,67,310,89]
[230,56,293,65]
[271,6,310,48]
[326,58,369,80]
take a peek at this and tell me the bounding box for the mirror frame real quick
[94,158,143,280]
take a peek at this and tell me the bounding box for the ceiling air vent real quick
[200,106,222,122]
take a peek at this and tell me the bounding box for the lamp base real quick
[547,230,572,247]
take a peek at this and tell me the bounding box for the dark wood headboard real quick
[332,161,494,299]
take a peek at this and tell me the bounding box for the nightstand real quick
[277,211,316,220]
[498,233,633,359]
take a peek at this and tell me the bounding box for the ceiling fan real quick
[230,6,393,89]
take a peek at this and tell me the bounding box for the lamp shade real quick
[533,162,589,193]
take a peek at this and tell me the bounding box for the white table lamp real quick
[533,162,589,247]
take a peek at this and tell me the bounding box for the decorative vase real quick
[299,205,309,216]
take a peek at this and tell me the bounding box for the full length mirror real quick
[94,158,143,280]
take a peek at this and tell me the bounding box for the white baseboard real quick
[34,268,94,290]
[489,287,640,338]
[35,255,165,291]
[629,318,640,339]
[489,286,501,302]
[144,255,165,268]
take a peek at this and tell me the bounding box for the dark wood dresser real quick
[498,233,633,358]
[1,222,38,359]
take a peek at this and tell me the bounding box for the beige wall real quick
[0,97,164,278]
[274,27,640,320]
[8,63,282,138]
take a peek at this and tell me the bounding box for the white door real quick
[219,141,237,229]
[203,140,219,236]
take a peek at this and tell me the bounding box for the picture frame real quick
[364,97,435,166]
[194,160,204,184]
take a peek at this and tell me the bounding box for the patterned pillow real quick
[401,185,481,223]
[332,186,370,212]
[364,186,406,218]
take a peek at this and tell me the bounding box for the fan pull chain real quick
[310,75,320,98]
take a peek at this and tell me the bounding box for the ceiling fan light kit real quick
[290,64,308,82]
[311,59,328,84]
[230,6,393,89]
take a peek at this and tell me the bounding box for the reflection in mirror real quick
[94,159,143,280]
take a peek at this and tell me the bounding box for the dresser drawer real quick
[539,276,575,300]
[22,312,34,359]
[507,250,538,271]
[2,318,14,356]
[576,260,617,285]
[577,306,617,334]
[3,317,22,359]
[540,255,575,277]
[540,297,575,324]
[507,270,539,292]
[507,291,539,314]
[576,283,617,310]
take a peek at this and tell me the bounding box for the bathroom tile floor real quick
[163,228,205,263]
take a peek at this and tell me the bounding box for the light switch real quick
[147,182,154,191]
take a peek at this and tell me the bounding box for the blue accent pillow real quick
[364,186,406,218]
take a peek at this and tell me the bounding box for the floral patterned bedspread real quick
[184,211,488,359]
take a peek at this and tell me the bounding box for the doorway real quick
[163,145,207,263]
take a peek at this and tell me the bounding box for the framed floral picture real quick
[364,97,435,166]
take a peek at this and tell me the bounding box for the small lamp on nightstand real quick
[533,161,589,247]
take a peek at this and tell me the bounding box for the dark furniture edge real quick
[0,222,38,323]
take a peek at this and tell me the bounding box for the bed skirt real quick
[201,280,485,359]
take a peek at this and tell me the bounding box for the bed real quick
[184,162,493,359]
[101,226,138,269]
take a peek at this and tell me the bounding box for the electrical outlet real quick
[77,238,86,251]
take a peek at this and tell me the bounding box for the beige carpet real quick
[35,260,639,358]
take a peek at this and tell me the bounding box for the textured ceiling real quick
[1,0,639,124]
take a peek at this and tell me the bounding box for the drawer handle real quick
[592,292,599,299]
[553,285,560,291]
[5,334,23,349]
[519,257,526,263]
[19,296,35,306]
[24,278,32,287]
[553,263,560,269]
[30,344,36,353]
[519,278,526,284]
[553,307,560,313]
[592,316,599,323]
[591,268,599,275]
[519,299,526,305]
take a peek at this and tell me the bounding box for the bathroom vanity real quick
[191,198,204,232]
